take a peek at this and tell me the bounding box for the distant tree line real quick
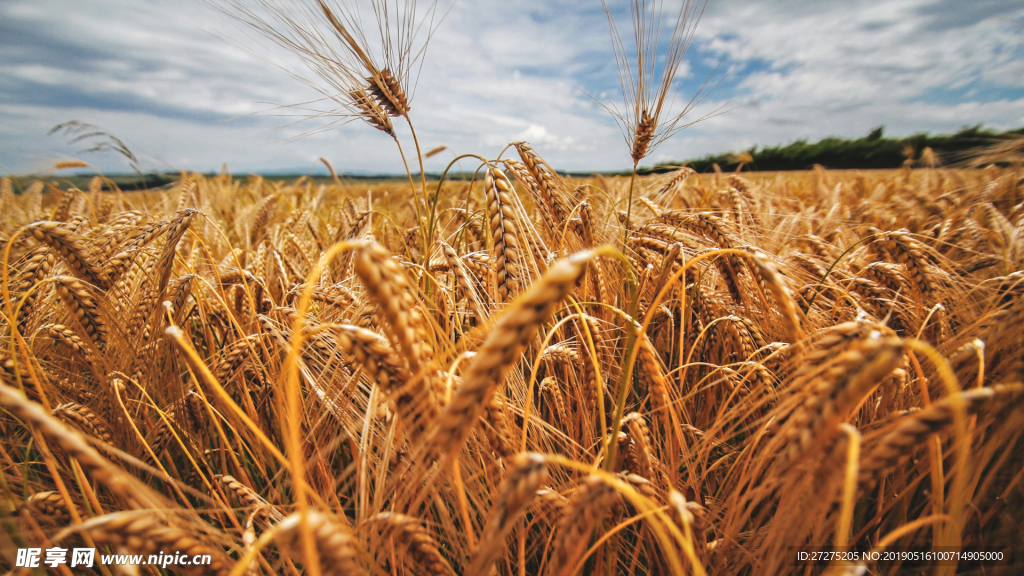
[35,126,1024,190]
[638,125,1024,174]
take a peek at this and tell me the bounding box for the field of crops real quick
[2,0,1024,572]
[0,159,1022,574]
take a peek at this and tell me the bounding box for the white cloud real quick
[652,0,1024,161]
[0,0,1022,175]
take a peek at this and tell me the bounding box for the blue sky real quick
[1,0,1023,175]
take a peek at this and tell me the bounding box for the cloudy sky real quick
[2,0,1023,175]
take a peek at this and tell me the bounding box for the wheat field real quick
[0,160,1022,575]
[2,0,1024,573]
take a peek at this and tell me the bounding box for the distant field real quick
[15,164,1000,192]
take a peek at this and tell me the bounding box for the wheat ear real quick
[0,382,154,506]
[778,334,903,469]
[631,110,655,163]
[27,221,105,288]
[77,512,228,576]
[467,453,548,576]
[52,402,114,445]
[549,475,621,575]
[368,68,410,116]
[275,509,365,576]
[427,251,593,458]
[351,240,435,377]
[486,163,523,302]
[333,323,437,439]
[20,491,76,525]
[54,276,108,349]
[858,383,1024,489]
[349,87,395,135]
[362,512,453,576]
